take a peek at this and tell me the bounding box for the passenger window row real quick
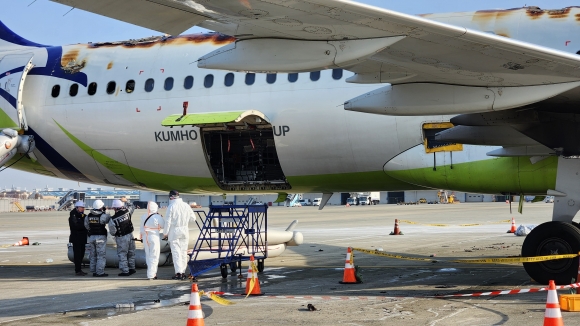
[50,69,344,98]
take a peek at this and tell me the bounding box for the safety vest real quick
[87,212,107,236]
[112,209,134,237]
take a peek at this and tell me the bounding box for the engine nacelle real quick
[384,143,557,194]
[0,129,35,167]
[344,82,580,116]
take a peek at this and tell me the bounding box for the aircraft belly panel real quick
[90,149,137,187]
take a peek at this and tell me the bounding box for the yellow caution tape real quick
[0,244,13,248]
[352,248,579,264]
[199,290,235,305]
[353,248,435,262]
[207,292,235,306]
[245,261,258,299]
[398,219,511,227]
[448,254,579,264]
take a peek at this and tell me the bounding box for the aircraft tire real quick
[522,221,580,285]
[230,262,237,273]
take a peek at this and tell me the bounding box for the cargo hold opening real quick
[203,127,290,191]
[162,110,291,191]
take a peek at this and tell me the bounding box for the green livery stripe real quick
[0,107,18,128]
[385,156,557,194]
[53,120,219,193]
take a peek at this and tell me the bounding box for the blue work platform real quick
[187,204,268,278]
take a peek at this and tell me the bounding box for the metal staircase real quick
[57,191,75,211]
[286,194,301,207]
[188,204,268,278]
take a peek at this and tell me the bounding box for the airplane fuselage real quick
[5,7,580,195]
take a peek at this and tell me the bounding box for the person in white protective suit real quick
[140,201,165,280]
[162,190,195,280]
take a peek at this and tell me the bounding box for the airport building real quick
[0,186,508,213]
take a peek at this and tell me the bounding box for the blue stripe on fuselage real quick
[27,127,92,182]
[29,47,88,87]
[0,66,25,109]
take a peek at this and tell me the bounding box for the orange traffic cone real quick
[186,283,204,326]
[339,247,361,284]
[390,219,401,235]
[544,280,564,326]
[13,237,29,246]
[245,255,263,295]
[507,217,516,233]
[346,203,350,207]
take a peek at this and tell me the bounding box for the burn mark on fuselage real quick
[61,49,80,67]
[526,6,580,20]
[472,8,519,23]
[86,33,236,49]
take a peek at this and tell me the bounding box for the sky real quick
[0,0,575,190]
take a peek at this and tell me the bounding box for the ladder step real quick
[198,237,239,240]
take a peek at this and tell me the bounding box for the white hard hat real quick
[74,201,85,207]
[111,199,124,208]
[93,200,104,210]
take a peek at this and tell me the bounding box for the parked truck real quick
[351,192,381,205]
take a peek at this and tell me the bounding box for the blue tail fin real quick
[0,20,49,51]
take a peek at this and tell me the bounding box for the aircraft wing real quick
[52,0,580,88]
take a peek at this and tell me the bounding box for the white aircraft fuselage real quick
[2,7,579,195]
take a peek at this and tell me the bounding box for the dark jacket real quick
[69,209,88,243]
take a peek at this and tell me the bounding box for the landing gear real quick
[522,221,580,285]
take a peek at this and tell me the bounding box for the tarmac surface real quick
[1,202,580,325]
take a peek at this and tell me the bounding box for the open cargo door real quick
[162,110,291,192]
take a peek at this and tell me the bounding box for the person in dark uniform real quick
[68,201,88,276]
[109,198,136,276]
[84,200,110,277]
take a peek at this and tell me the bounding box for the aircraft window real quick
[164,77,174,91]
[245,73,255,85]
[224,73,234,87]
[310,71,320,81]
[126,80,135,93]
[204,74,214,88]
[145,78,154,92]
[69,84,78,97]
[266,73,277,84]
[332,69,343,80]
[288,73,298,83]
[184,76,194,89]
[88,82,97,96]
[51,85,60,98]
[106,81,116,94]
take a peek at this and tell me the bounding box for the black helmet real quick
[169,190,179,198]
